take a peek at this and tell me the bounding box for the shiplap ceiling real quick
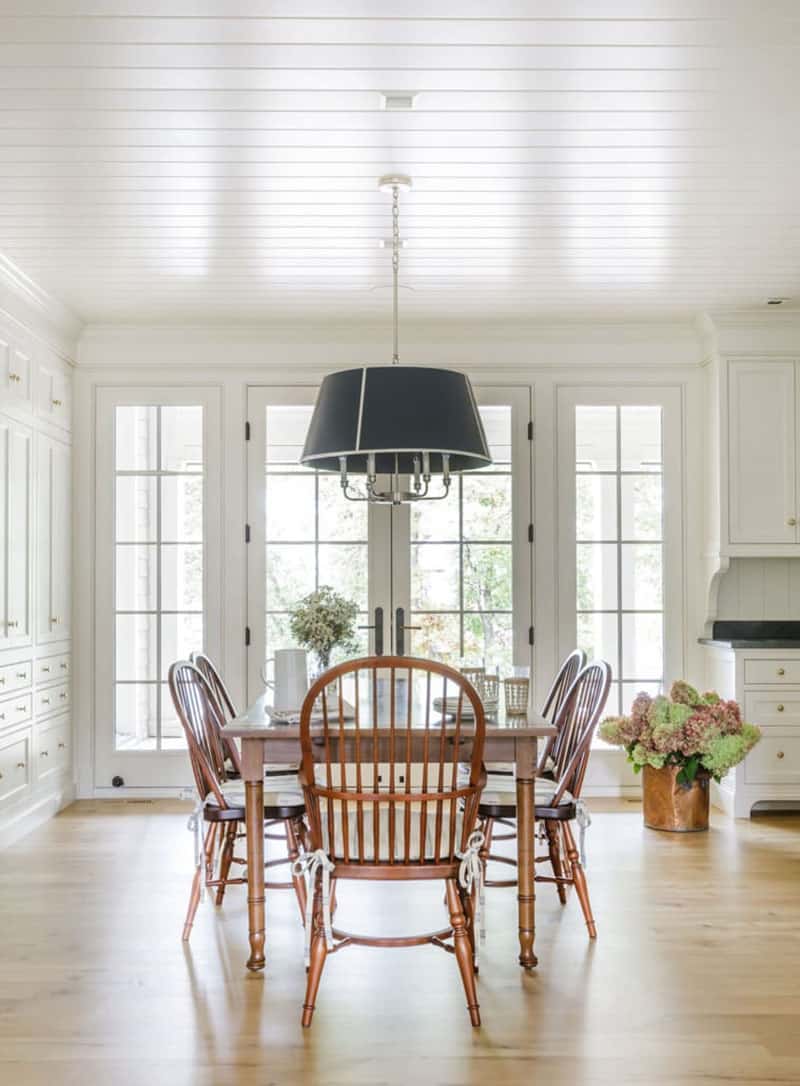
[1,0,800,324]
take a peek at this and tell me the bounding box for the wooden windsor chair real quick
[295,656,487,1028]
[478,660,611,938]
[168,661,307,940]
[481,649,586,880]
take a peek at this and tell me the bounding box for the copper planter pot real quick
[642,764,710,832]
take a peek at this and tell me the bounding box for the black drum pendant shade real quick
[300,365,491,475]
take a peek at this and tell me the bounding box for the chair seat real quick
[478,777,574,818]
[204,776,305,819]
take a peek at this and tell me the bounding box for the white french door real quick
[246,385,531,702]
[94,387,222,789]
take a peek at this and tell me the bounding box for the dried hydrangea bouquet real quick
[599,681,761,831]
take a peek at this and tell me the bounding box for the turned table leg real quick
[516,736,538,968]
[242,738,266,972]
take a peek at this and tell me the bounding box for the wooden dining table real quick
[223,693,556,973]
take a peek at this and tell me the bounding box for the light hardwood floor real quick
[1,799,798,1086]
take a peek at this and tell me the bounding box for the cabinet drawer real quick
[36,653,70,685]
[36,682,69,717]
[0,659,32,694]
[743,659,800,685]
[0,692,32,729]
[0,726,31,805]
[35,715,70,782]
[743,727,800,787]
[743,690,800,726]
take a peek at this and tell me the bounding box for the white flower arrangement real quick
[289,585,359,672]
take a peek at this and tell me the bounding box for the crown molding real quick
[703,308,800,357]
[0,254,83,361]
[77,317,703,369]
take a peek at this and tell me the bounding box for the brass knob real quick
[16,704,25,712]
[50,616,61,625]
[777,704,785,712]
[9,372,20,383]
[789,517,798,527]
[7,620,18,628]
[41,697,50,705]
[777,667,786,676]
[59,692,67,699]
[16,762,25,769]
[57,741,65,749]
[60,662,67,670]
[777,751,785,759]
[42,666,50,673]
[52,398,62,407]
[40,750,48,758]
[16,671,26,679]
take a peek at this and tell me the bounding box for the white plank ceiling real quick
[0,0,799,323]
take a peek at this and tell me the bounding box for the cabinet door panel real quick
[728,360,797,545]
[0,417,32,649]
[37,434,71,644]
[8,423,32,645]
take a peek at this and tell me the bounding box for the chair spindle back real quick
[168,661,233,808]
[548,661,612,805]
[298,656,486,868]
[189,651,242,775]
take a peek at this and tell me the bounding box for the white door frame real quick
[94,386,222,790]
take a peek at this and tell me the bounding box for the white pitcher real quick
[262,648,309,712]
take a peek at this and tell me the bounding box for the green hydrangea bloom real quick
[701,691,721,705]
[598,716,626,745]
[700,723,761,781]
[648,696,672,728]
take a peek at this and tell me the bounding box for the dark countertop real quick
[699,638,800,649]
[699,620,800,650]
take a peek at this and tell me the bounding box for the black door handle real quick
[358,606,384,655]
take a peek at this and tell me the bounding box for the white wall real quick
[717,558,800,619]
[72,319,707,800]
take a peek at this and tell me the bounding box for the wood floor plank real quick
[0,799,798,1085]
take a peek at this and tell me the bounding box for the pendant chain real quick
[392,184,400,364]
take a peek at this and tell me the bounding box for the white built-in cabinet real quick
[0,321,72,848]
[721,358,800,554]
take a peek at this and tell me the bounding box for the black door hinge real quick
[245,523,251,543]
[528,625,535,646]
[527,420,533,440]
[528,523,534,543]
[245,420,251,441]
[245,626,251,647]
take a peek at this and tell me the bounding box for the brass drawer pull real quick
[57,741,65,750]
[59,692,67,699]
[7,620,18,629]
[16,671,26,679]
[777,704,785,712]
[41,697,50,705]
[52,398,62,407]
[9,372,21,383]
[50,616,61,625]
[777,751,785,759]
[777,667,786,676]
[16,761,25,769]
[41,666,50,673]
[40,750,48,758]
[16,704,25,712]
[60,662,67,670]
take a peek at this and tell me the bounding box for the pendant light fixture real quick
[299,174,491,504]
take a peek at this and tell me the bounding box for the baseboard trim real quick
[0,782,76,850]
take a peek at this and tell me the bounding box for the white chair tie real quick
[186,794,213,903]
[575,799,591,868]
[292,849,336,968]
[456,830,486,966]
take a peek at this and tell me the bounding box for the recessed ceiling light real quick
[380,92,416,111]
